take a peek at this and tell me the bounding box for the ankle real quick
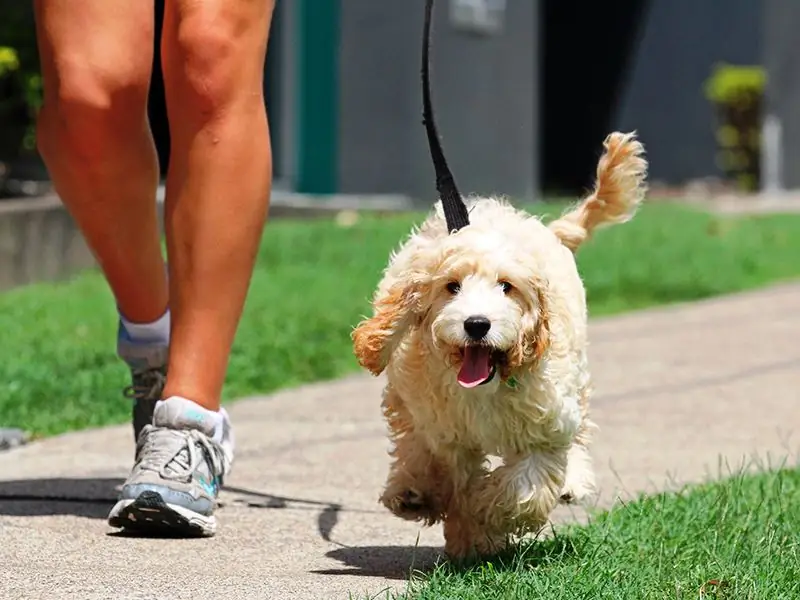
[119,309,171,345]
[161,376,222,413]
[156,396,225,440]
[154,397,235,469]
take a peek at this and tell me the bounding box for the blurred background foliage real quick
[0,2,41,159]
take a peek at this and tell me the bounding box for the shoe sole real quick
[107,490,217,537]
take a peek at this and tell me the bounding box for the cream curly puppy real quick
[352,0,648,561]
[353,134,647,559]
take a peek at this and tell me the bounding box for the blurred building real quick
[201,0,756,201]
[2,0,766,200]
[150,0,540,203]
[615,0,761,190]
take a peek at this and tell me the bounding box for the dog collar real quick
[504,376,519,389]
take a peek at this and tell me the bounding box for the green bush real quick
[704,64,766,105]
[0,47,21,77]
[0,3,42,153]
[704,63,765,193]
[0,46,33,163]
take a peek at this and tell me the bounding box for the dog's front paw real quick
[443,515,508,562]
[559,469,597,505]
[381,487,441,525]
[559,444,597,505]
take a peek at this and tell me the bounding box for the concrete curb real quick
[0,195,95,292]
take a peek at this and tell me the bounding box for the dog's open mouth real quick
[457,346,505,388]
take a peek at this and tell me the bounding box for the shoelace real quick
[123,368,166,401]
[136,425,227,482]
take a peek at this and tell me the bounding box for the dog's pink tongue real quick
[458,346,492,388]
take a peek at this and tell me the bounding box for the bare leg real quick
[159,0,275,410]
[107,0,275,537]
[33,0,167,323]
[33,0,277,537]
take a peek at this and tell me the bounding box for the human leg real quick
[34,0,167,323]
[33,0,170,442]
[159,0,274,410]
[107,0,275,536]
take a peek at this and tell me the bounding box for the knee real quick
[168,13,262,120]
[37,59,149,163]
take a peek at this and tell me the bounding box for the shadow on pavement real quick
[313,545,443,580]
[0,478,379,548]
[224,484,379,543]
[0,477,122,519]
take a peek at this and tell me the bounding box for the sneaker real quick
[107,397,235,537]
[117,321,169,445]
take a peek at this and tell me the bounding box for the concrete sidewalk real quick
[1,283,798,600]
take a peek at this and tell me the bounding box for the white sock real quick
[120,309,171,344]
[157,396,235,459]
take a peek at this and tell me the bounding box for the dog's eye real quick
[446,281,461,294]
[499,281,513,294]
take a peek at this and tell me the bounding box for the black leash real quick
[422,0,470,233]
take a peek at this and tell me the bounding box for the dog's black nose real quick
[463,315,491,340]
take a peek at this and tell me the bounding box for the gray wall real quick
[337,0,538,203]
[614,0,761,185]
[0,197,96,292]
[763,0,800,189]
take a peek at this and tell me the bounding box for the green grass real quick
[1,202,799,435]
[391,466,800,600]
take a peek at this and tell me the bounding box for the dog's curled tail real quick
[549,131,648,252]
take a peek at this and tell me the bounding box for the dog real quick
[351,0,648,560]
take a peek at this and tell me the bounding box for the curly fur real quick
[352,131,648,560]
[549,131,648,252]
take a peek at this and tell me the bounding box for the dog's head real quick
[353,199,572,388]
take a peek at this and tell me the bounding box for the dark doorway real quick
[539,0,651,196]
[147,0,282,178]
[148,0,169,176]
[264,1,283,179]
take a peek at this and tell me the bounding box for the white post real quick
[761,113,783,195]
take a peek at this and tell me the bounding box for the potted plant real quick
[704,63,766,193]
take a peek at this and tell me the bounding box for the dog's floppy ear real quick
[508,287,551,369]
[530,298,551,363]
[352,279,423,376]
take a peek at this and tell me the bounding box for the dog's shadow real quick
[313,545,444,580]
[314,533,580,581]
